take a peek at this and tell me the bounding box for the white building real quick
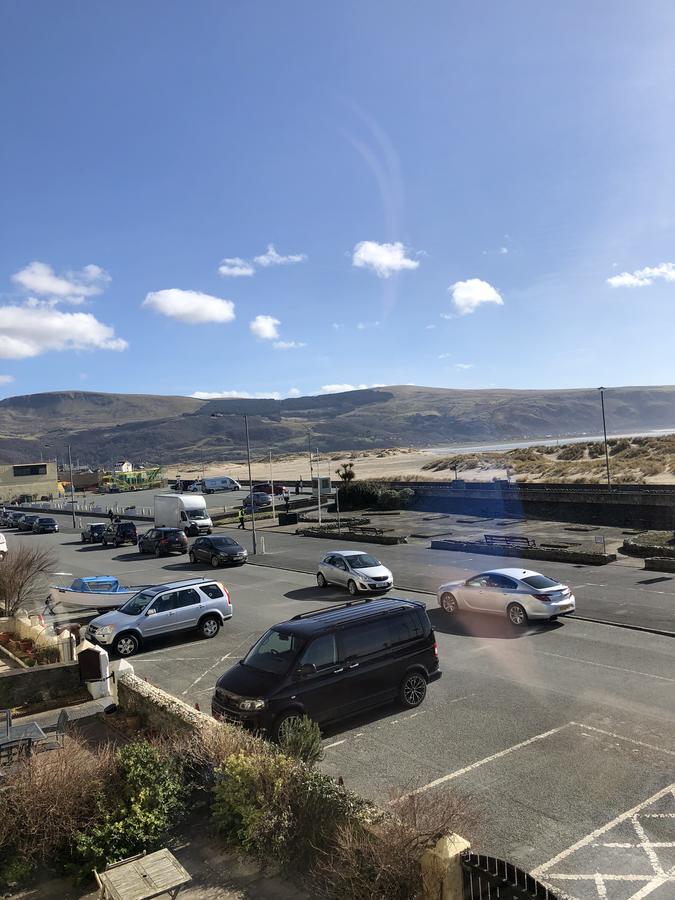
[113,460,133,474]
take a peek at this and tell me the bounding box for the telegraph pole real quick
[598,387,611,490]
[244,415,257,554]
[68,444,76,528]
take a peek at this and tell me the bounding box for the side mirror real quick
[296,663,317,677]
[146,608,156,616]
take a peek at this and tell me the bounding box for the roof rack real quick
[290,597,378,620]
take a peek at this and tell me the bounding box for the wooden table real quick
[96,849,191,899]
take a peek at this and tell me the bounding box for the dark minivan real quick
[211,597,441,741]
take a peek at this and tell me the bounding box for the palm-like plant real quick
[335,462,355,483]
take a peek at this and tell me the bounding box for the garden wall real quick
[117,670,221,736]
[429,538,616,565]
[0,660,82,707]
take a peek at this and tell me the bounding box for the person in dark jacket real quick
[237,508,245,530]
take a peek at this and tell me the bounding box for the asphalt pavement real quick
[5,523,674,895]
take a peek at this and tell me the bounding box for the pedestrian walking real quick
[295,480,300,495]
[284,494,290,513]
[238,508,245,530]
[108,509,114,522]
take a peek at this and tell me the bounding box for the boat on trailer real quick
[49,575,146,611]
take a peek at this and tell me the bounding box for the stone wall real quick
[0,661,83,707]
[117,670,221,736]
[430,537,616,565]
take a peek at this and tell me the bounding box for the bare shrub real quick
[0,544,57,617]
[0,735,117,864]
[314,789,470,899]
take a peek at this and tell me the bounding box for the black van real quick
[211,597,441,740]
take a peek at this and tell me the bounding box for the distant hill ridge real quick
[0,385,673,465]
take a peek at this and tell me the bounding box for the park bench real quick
[484,533,536,548]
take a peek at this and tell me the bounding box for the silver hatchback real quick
[86,577,233,657]
[317,550,394,595]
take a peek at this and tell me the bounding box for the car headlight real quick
[239,698,266,711]
[98,625,114,637]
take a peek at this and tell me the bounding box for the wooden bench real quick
[484,533,536,548]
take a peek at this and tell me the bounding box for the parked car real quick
[18,514,41,532]
[189,535,248,567]
[138,527,188,557]
[0,532,7,560]
[252,482,288,496]
[317,550,393,595]
[243,492,272,512]
[212,597,441,740]
[5,512,25,528]
[101,521,138,547]
[436,568,576,626]
[81,522,107,543]
[32,517,59,534]
[85,578,232,657]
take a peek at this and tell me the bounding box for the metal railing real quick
[462,852,558,900]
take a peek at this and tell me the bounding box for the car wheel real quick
[114,540,120,549]
[102,538,107,546]
[507,602,528,627]
[273,710,304,743]
[440,592,458,614]
[139,544,145,554]
[199,615,220,639]
[189,551,196,563]
[211,555,220,568]
[154,547,161,558]
[400,671,427,709]
[114,633,139,657]
[317,572,327,588]
[81,535,85,543]
[347,579,358,596]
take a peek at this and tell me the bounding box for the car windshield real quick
[242,628,306,675]
[211,537,238,547]
[118,591,153,615]
[347,554,380,569]
[39,519,55,524]
[189,510,207,519]
[120,523,136,533]
[520,574,561,590]
[163,530,183,537]
[92,525,104,532]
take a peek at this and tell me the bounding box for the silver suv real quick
[85,578,232,657]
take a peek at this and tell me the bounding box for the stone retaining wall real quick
[296,527,403,545]
[117,670,221,735]
[644,557,675,573]
[430,538,616,565]
[0,660,83,707]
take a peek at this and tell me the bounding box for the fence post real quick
[421,833,471,900]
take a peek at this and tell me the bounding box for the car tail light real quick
[534,593,552,602]
[159,539,168,544]
[433,641,438,657]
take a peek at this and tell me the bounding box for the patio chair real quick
[36,708,69,752]
[0,709,10,740]
[0,738,33,766]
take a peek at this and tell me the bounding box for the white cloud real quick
[438,353,451,359]
[425,324,436,329]
[273,340,306,350]
[449,278,503,315]
[191,390,282,400]
[250,315,281,340]
[218,257,255,277]
[455,362,474,370]
[606,262,675,288]
[331,322,343,330]
[288,387,301,397]
[0,375,15,384]
[12,261,110,303]
[499,246,509,255]
[254,244,307,267]
[0,306,127,358]
[320,383,385,394]
[143,289,235,324]
[352,241,420,278]
[356,320,380,330]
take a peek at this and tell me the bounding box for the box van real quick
[211,597,441,740]
[189,476,241,494]
[154,493,213,536]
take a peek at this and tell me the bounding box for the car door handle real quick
[333,667,344,673]
[348,662,359,669]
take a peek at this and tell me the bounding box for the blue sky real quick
[2,0,675,400]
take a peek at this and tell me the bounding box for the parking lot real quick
[4,518,674,894]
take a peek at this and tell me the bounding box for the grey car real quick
[317,550,394,595]
[85,577,233,657]
[189,535,248,567]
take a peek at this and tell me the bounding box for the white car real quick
[0,532,7,560]
[437,568,575,626]
[317,550,393,595]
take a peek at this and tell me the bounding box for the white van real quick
[154,493,213,536]
[189,476,241,494]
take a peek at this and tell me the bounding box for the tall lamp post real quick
[67,444,76,528]
[598,387,611,490]
[243,415,257,555]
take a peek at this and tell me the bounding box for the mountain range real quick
[0,385,674,466]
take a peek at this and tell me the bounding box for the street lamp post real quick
[598,387,611,489]
[269,451,276,520]
[68,444,76,528]
[316,447,322,526]
[307,428,313,489]
[243,415,257,554]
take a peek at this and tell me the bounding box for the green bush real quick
[377,489,401,509]
[278,715,324,767]
[73,741,188,872]
[212,750,369,867]
[338,481,381,510]
[558,444,584,460]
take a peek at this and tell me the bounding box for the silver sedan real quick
[317,550,393,595]
[437,568,575,626]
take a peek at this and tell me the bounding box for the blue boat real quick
[49,575,146,611]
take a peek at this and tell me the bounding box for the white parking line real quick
[323,740,346,750]
[397,722,574,800]
[532,650,675,683]
[569,723,675,757]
